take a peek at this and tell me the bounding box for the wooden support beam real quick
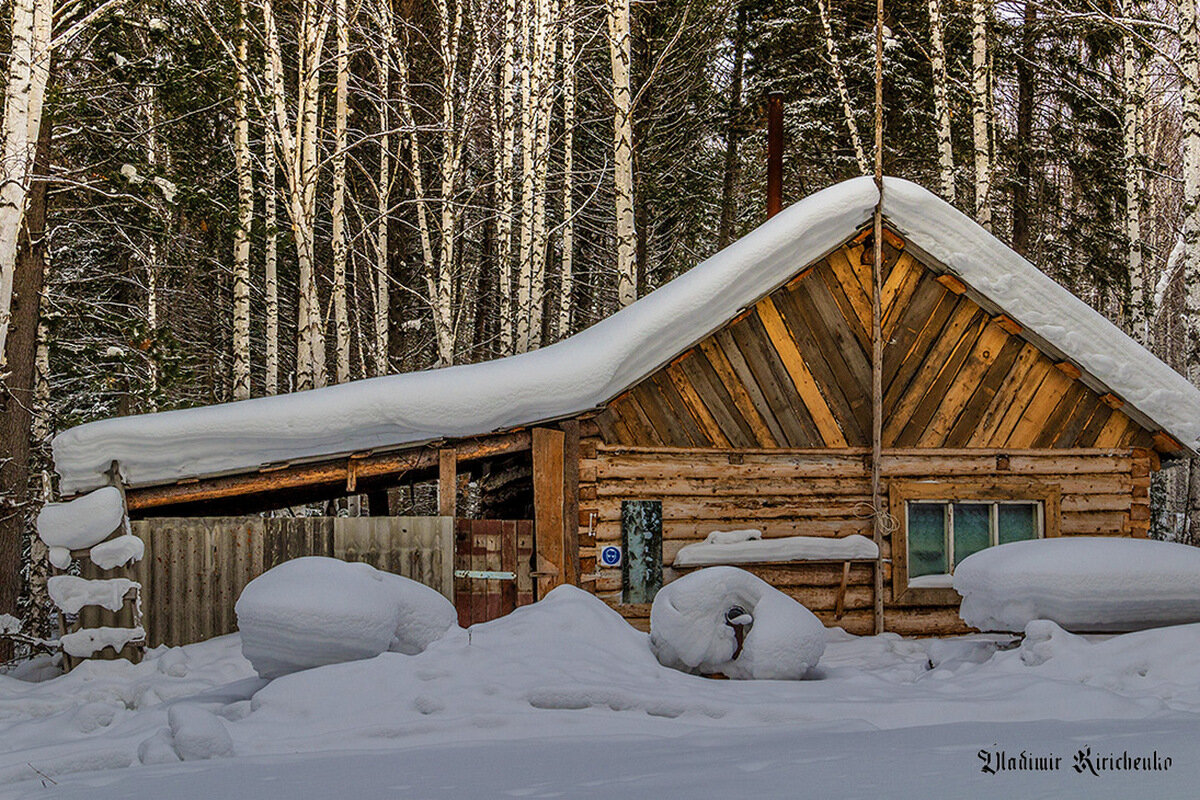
[992,314,1022,335]
[1152,431,1183,454]
[562,420,581,587]
[1055,361,1082,380]
[935,274,966,295]
[125,430,533,514]
[1100,393,1125,410]
[438,448,457,518]
[533,427,566,598]
[881,228,905,250]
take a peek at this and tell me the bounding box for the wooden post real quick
[532,427,566,598]
[766,93,784,218]
[871,0,886,636]
[561,420,581,587]
[438,448,457,518]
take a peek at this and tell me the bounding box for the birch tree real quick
[556,0,575,339]
[1122,4,1145,342]
[928,0,954,201]
[816,0,867,176]
[370,0,394,375]
[607,0,636,308]
[263,41,280,396]
[971,0,992,229]
[1181,0,1200,540]
[232,0,253,400]
[0,0,52,371]
[263,0,332,390]
[331,0,351,383]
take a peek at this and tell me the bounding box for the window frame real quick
[890,479,1061,606]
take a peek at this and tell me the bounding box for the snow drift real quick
[953,536,1200,632]
[234,557,458,678]
[649,566,825,679]
[36,487,124,550]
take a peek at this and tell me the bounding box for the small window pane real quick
[908,502,947,577]
[998,503,1038,544]
[953,503,991,566]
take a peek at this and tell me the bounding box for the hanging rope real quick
[871,0,886,635]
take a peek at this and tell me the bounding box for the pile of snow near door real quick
[674,532,878,566]
[649,566,824,679]
[953,536,1200,632]
[234,557,458,678]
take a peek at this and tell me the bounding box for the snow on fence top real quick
[51,178,1200,494]
[36,486,125,549]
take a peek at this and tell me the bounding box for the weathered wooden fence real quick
[83,516,453,647]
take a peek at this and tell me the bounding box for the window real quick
[890,480,1060,605]
[907,500,1042,581]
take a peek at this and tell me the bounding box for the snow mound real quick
[953,537,1200,632]
[704,529,762,545]
[36,487,124,550]
[167,705,233,761]
[675,533,878,567]
[234,557,458,678]
[89,535,144,570]
[649,566,825,679]
[48,576,139,614]
[60,627,145,658]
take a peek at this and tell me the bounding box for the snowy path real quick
[12,718,1199,800]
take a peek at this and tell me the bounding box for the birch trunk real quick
[1123,11,1145,342]
[607,0,636,308]
[232,0,253,400]
[816,0,868,176]
[373,0,393,375]
[928,0,954,201]
[496,0,518,353]
[434,0,464,365]
[0,0,51,371]
[971,0,992,229]
[1181,0,1200,540]
[516,0,536,351]
[556,0,575,339]
[527,0,557,349]
[331,0,350,383]
[264,115,279,395]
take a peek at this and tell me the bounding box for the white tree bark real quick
[816,0,868,176]
[264,39,280,396]
[331,0,351,384]
[607,0,636,308]
[496,0,518,353]
[971,0,992,229]
[1123,12,1145,342]
[372,0,393,376]
[434,0,464,365]
[557,0,575,339]
[0,0,51,370]
[263,0,332,390]
[232,0,253,400]
[928,0,955,201]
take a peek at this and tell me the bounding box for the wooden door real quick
[453,519,534,626]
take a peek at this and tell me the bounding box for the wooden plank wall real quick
[84,516,455,647]
[579,444,1153,635]
[593,238,1158,454]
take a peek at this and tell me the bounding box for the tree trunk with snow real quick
[607,0,636,308]
[816,0,867,176]
[331,0,350,384]
[556,0,575,340]
[232,0,253,400]
[971,0,992,229]
[1123,7,1145,342]
[1181,0,1200,542]
[264,116,280,395]
[0,0,51,373]
[928,0,954,201]
[372,0,393,376]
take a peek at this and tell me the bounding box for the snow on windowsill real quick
[907,574,955,589]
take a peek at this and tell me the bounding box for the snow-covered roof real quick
[51,177,1200,494]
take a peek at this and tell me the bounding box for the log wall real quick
[579,443,1154,635]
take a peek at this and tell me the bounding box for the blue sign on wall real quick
[600,545,623,567]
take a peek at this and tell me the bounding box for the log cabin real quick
[50,177,1200,637]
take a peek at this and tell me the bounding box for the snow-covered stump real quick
[36,465,146,670]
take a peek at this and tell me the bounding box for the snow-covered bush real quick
[235,557,459,678]
[953,536,1200,632]
[649,566,825,679]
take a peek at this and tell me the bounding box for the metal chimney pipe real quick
[767,93,784,218]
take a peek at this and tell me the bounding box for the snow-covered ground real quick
[3,586,1199,798]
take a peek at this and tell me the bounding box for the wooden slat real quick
[816,261,872,353]
[649,372,708,447]
[824,248,872,331]
[943,335,1026,447]
[883,278,956,394]
[725,315,822,446]
[438,448,457,518]
[1075,401,1115,448]
[983,357,1054,447]
[664,363,729,447]
[755,296,847,447]
[533,427,567,598]
[1005,368,1073,447]
[677,352,757,447]
[710,329,787,446]
[915,321,1011,447]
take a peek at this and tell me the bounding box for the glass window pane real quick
[952,503,991,567]
[908,502,947,577]
[998,503,1038,544]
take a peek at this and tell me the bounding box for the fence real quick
[82,516,453,648]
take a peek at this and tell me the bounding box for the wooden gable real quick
[593,232,1156,451]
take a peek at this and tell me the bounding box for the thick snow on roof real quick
[51,177,1200,493]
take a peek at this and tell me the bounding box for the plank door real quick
[454,519,534,626]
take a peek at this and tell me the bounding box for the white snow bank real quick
[703,529,762,545]
[649,566,825,679]
[47,576,139,614]
[59,627,145,659]
[674,533,878,567]
[89,535,144,570]
[953,536,1200,632]
[36,487,124,550]
[165,705,233,761]
[51,178,1200,496]
[234,557,458,679]
[48,547,71,570]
